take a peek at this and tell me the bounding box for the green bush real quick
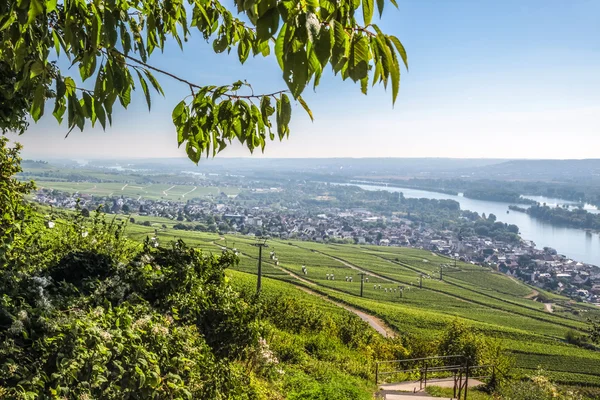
[499,370,585,400]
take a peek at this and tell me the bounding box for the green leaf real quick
[64,77,76,96]
[305,0,319,11]
[260,96,274,122]
[55,77,66,100]
[283,49,308,98]
[276,93,291,139]
[376,0,384,18]
[47,0,57,13]
[79,55,97,81]
[172,101,186,122]
[213,34,228,53]
[0,13,16,31]
[362,0,374,25]
[375,34,392,88]
[135,69,152,111]
[237,37,251,64]
[52,100,66,124]
[30,84,45,122]
[52,30,62,56]
[332,21,349,72]
[95,99,107,130]
[257,0,277,17]
[28,0,43,24]
[314,27,332,68]
[280,93,291,125]
[386,38,400,104]
[275,23,287,70]
[348,34,369,82]
[372,59,382,86]
[83,92,94,124]
[144,70,164,96]
[256,8,279,42]
[29,61,44,79]
[104,11,118,47]
[360,76,368,95]
[118,86,131,108]
[297,95,313,121]
[389,35,409,71]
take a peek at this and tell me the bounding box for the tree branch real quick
[107,50,287,100]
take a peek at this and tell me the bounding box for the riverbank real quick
[344,182,600,266]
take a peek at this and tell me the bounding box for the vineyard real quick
[34,180,240,201]
[126,217,600,388]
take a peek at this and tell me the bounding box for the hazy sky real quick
[11,0,600,160]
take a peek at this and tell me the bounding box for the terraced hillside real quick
[34,180,240,201]
[126,219,600,387]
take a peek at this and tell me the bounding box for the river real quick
[350,184,600,266]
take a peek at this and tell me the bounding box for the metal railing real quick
[375,355,494,400]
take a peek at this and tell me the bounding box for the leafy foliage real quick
[0,136,35,263]
[499,369,586,400]
[0,221,267,398]
[0,0,407,162]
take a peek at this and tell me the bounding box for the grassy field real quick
[34,180,240,201]
[123,215,600,387]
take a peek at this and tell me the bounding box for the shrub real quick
[499,370,584,400]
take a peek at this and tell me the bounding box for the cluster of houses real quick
[33,187,600,304]
[420,233,600,304]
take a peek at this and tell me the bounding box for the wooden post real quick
[457,369,463,400]
[464,361,470,400]
[257,245,262,293]
[252,241,269,294]
[359,273,366,297]
[453,371,457,399]
[375,362,379,384]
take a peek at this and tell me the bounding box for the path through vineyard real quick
[214,241,396,338]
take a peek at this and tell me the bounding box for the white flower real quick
[81,231,89,238]
[133,315,152,329]
[47,221,55,229]
[151,325,169,336]
[99,330,112,342]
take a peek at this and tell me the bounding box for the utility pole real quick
[420,274,423,289]
[440,265,443,281]
[358,273,367,297]
[252,240,269,294]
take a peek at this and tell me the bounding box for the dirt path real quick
[306,247,475,305]
[295,285,395,338]
[182,186,197,198]
[213,241,396,338]
[518,280,539,299]
[162,185,175,197]
[544,303,554,313]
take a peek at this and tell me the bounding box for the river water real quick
[351,184,600,266]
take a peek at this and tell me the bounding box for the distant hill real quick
[32,156,600,183]
[463,159,600,182]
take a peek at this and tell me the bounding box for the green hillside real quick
[126,218,600,388]
[34,180,240,201]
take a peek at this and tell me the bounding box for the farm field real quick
[34,180,240,201]
[124,216,600,387]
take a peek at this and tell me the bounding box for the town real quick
[34,181,600,306]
